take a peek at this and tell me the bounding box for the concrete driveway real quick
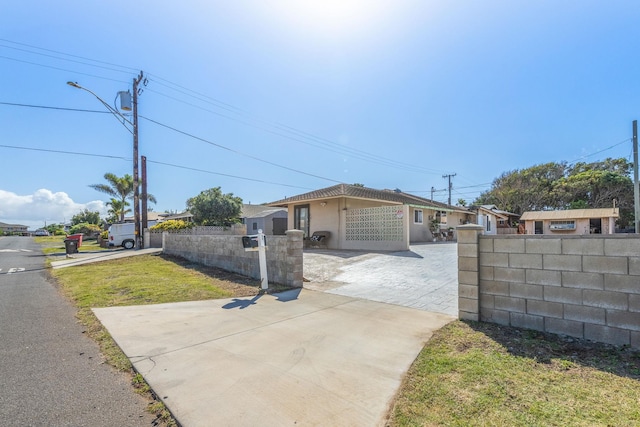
[94,289,454,426]
[303,242,458,316]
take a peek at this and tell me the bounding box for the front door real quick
[294,204,310,237]
[534,221,543,234]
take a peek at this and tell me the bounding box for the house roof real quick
[473,205,519,220]
[267,184,470,213]
[241,204,287,218]
[520,208,619,221]
[0,222,28,229]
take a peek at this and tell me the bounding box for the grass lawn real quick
[389,320,640,427]
[35,235,108,255]
[49,252,261,426]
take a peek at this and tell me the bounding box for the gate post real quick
[457,224,484,321]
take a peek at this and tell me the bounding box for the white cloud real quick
[0,189,107,229]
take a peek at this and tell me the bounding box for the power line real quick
[0,55,129,85]
[1,39,441,175]
[139,115,342,184]
[0,101,110,114]
[0,100,343,184]
[0,144,313,190]
[0,144,128,160]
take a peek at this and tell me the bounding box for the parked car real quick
[34,229,49,236]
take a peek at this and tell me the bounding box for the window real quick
[550,220,576,231]
[485,215,491,232]
[252,222,258,230]
[294,204,310,237]
[414,209,423,224]
[440,211,447,225]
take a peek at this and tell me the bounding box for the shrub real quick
[69,222,102,237]
[150,220,194,232]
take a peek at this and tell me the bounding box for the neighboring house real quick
[520,208,619,235]
[470,205,520,235]
[267,183,473,251]
[0,222,28,235]
[241,204,288,235]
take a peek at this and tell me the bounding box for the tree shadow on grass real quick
[464,320,640,381]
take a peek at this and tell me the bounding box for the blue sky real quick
[1,1,639,229]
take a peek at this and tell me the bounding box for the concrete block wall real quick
[457,226,640,349]
[163,229,304,288]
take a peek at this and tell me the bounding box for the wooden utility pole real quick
[142,155,148,245]
[442,173,456,206]
[634,120,639,233]
[132,71,144,249]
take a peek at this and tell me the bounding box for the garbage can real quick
[66,233,83,247]
[64,239,78,254]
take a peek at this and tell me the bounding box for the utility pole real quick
[132,71,144,249]
[442,173,456,206]
[142,155,148,246]
[634,120,639,233]
[430,186,435,200]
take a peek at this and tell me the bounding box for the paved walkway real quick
[50,247,162,269]
[94,289,454,426]
[303,243,458,316]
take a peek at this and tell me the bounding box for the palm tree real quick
[90,173,157,222]
[106,198,131,223]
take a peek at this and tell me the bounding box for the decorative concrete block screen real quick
[457,224,640,349]
[344,205,409,251]
[162,229,303,288]
[148,225,246,248]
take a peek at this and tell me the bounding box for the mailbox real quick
[242,235,267,249]
[242,236,258,249]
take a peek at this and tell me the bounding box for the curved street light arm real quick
[67,81,134,133]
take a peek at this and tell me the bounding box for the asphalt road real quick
[0,236,157,426]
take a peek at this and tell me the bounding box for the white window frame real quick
[414,209,423,224]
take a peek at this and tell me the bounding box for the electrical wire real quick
[0,55,129,85]
[139,115,343,184]
[0,144,314,190]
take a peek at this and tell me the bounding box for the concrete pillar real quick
[285,229,304,287]
[456,224,484,321]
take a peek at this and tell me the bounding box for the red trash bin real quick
[66,233,83,247]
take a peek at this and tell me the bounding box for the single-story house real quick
[267,183,473,251]
[470,204,520,235]
[241,204,288,235]
[0,222,28,235]
[520,208,619,235]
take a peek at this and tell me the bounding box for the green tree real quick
[186,187,242,226]
[90,172,156,222]
[474,158,633,227]
[71,209,101,225]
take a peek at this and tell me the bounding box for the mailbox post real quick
[242,229,268,291]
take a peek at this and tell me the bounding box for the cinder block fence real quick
[458,225,640,349]
[163,229,304,288]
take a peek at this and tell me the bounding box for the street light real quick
[67,73,145,249]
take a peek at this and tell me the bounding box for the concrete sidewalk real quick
[94,289,454,426]
[50,248,162,269]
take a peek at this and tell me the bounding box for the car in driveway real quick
[34,229,49,236]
